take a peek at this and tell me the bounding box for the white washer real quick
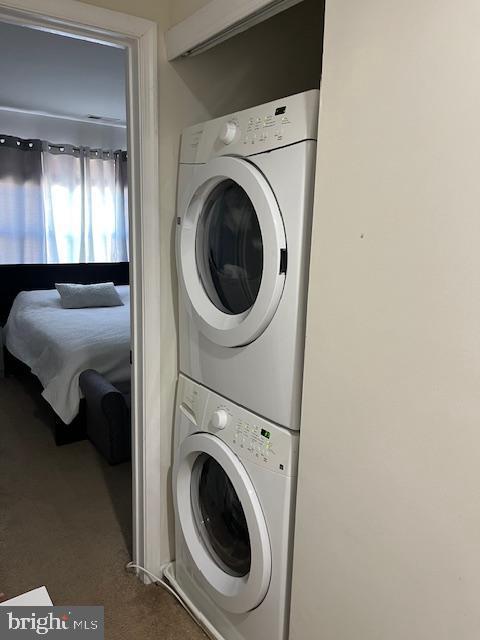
[176,90,319,430]
[167,374,299,640]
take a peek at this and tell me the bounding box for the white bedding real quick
[4,285,130,424]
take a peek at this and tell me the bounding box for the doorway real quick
[0,0,161,586]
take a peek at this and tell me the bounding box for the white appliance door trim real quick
[178,155,286,347]
[174,432,272,614]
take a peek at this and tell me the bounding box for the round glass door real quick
[174,432,271,613]
[196,179,263,316]
[177,156,287,348]
[192,454,251,577]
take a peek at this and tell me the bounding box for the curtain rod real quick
[0,133,127,157]
[46,141,126,154]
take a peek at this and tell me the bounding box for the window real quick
[0,135,128,264]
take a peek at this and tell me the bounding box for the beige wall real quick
[290,1,480,639]
[169,0,208,26]
[80,0,166,22]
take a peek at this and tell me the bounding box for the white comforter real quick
[4,285,130,424]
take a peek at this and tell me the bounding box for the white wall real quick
[0,110,127,148]
[290,1,480,639]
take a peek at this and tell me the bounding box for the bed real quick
[0,262,130,444]
[4,285,131,425]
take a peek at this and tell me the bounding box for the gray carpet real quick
[0,375,206,639]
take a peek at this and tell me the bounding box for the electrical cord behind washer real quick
[125,561,216,639]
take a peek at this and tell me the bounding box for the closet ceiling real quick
[0,22,126,124]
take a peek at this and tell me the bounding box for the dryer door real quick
[178,156,286,347]
[174,432,271,614]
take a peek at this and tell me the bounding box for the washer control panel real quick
[232,420,276,465]
[209,408,230,430]
[180,89,319,164]
[218,121,239,145]
[176,374,299,477]
[241,110,292,146]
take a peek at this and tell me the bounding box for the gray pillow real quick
[55,282,124,309]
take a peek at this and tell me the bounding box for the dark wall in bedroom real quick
[0,262,130,325]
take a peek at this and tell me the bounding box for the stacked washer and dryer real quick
[165,90,319,640]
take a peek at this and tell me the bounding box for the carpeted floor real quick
[0,374,206,639]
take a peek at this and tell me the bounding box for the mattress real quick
[4,285,130,424]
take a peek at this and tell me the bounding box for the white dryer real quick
[166,375,299,640]
[176,90,319,430]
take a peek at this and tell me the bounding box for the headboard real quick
[0,262,130,325]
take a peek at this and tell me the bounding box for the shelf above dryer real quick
[165,0,304,60]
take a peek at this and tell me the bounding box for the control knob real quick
[218,121,238,145]
[210,409,229,430]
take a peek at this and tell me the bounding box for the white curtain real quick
[0,136,128,264]
[0,137,46,263]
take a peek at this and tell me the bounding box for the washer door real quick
[174,432,271,614]
[178,156,286,347]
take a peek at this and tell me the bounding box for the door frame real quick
[0,0,161,577]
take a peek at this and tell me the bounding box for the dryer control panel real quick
[176,374,299,477]
[179,89,319,164]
